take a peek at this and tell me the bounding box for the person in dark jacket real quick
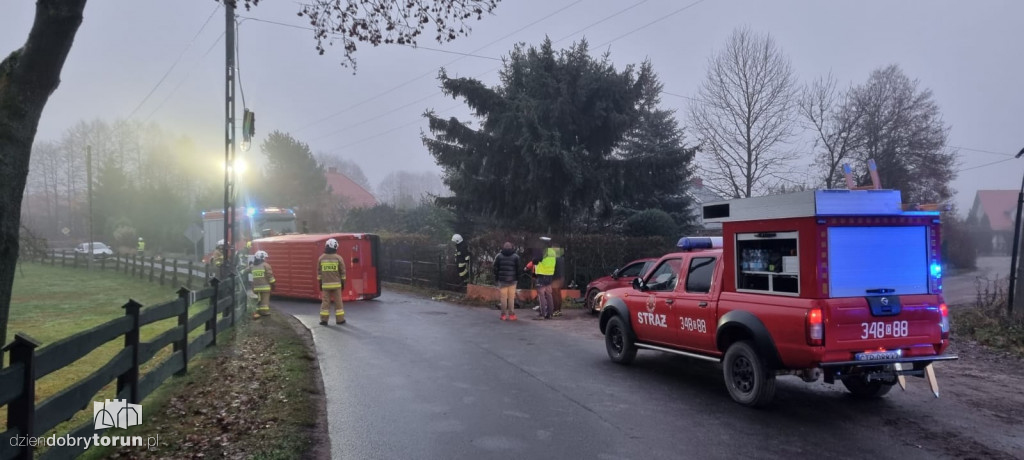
[493,242,522,321]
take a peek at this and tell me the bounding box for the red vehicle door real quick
[672,255,720,352]
[633,257,684,346]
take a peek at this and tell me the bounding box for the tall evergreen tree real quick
[424,39,690,231]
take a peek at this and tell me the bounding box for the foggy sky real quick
[1,0,1020,215]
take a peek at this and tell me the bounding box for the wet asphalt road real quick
[272,290,1020,460]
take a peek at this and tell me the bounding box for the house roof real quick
[325,168,378,209]
[974,190,1018,231]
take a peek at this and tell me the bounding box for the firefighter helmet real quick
[138,237,144,241]
[326,238,339,249]
[254,250,268,260]
[451,234,463,244]
[217,239,225,247]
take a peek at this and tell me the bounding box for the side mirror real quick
[632,277,646,291]
[611,268,620,279]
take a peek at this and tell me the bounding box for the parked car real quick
[74,242,114,259]
[584,258,656,315]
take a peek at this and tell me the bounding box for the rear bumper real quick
[820,354,958,368]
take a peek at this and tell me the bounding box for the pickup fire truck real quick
[596,189,956,407]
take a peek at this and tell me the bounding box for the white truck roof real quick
[701,189,936,223]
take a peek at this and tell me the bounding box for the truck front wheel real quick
[723,340,776,407]
[604,316,637,364]
[841,376,894,398]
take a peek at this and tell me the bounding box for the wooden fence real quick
[0,273,246,460]
[24,250,219,291]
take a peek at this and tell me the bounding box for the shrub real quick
[942,213,977,269]
[623,209,679,239]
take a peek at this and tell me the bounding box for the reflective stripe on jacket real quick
[252,262,275,292]
[318,253,347,289]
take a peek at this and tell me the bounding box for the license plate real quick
[855,350,902,361]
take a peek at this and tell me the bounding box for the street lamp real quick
[1006,146,1024,314]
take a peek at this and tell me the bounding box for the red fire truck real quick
[252,233,381,302]
[597,189,956,406]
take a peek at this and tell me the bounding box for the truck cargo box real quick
[253,233,381,302]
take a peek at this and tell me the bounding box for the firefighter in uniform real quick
[211,240,226,279]
[137,237,145,257]
[317,238,347,325]
[251,250,275,319]
[452,234,471,286]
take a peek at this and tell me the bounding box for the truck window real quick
[685,257,716,293]
[736,231,799,296]
[646,259,683,292]
[828,226,928,297]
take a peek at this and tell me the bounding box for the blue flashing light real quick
[246,207,256,217]
[677,236,723,250]
[930,263,942,279]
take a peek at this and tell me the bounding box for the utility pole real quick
[222,0,236,280]
[1009,147,1024,314]
[87,145,93,269]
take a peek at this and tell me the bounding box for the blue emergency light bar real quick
[677,237,723,250]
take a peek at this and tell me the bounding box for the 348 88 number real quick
[860,320,909,339]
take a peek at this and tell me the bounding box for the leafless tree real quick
[239,0,501,70]
[845,64,956,203]
[799,73,864,189]
[689,27,798,198]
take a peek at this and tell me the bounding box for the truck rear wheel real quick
[723,340,776,407]
[841,376,894,398]
[604,316,637,364]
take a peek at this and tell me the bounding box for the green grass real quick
[4,263,219,447]
[80,311,321,459]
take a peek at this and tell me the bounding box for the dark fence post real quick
[148,257,155,283]
[51,249,56,266]
[160,258,166,286]
[187,260,194,290]
[100,256,106,271]
[208,277,220,347]
[131,254,137,277]
[117,299,142,404]
[174,288,191,376]
[124,255,129,275]
[204,263,211,282]
[62,250,67,268]
[114,254,120,272]
[172,260,179,286]
[3,333,40,460]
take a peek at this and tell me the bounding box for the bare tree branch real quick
[689,27,798,198]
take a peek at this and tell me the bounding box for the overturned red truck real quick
[253,233,381,302]
[597,189,956,407]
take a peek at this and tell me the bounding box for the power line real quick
[128,4,221,119]
[145,31,225,122]
[237,16,502,61]
[595,0,706,49]
[959,157,1016,172]
[315,0,667,146]
[952,145,1014,157]
[275,0,585,133]
[333,102,465,152]
[554,0,650,44]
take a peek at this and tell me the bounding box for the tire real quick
[841,376,894,399]
[604,316,637,365]
[585,289,601,316]
[722,340,776,407]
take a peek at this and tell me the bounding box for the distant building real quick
[968,189,1017,255]
[325,167,378,209]
[687,178,723,232]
